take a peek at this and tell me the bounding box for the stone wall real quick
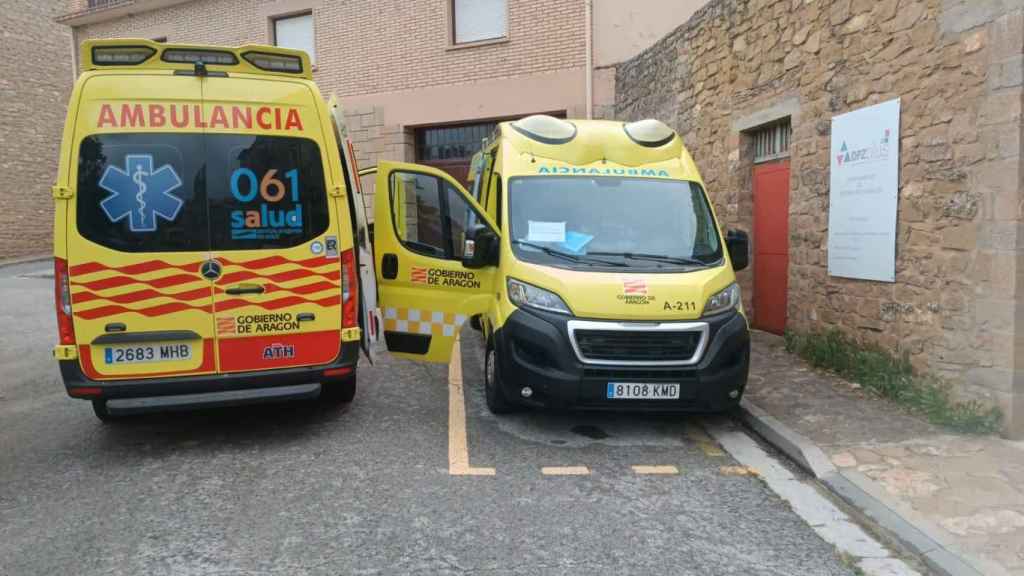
[1,0,73,260]
[615,0,1024,435]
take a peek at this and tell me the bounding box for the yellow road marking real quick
[720,465,759,477]
[686,422,726,457]
[541,466,591,476]
[448,337,495,477]
[632,465,680,475]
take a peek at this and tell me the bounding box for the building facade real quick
[615,0,1024,436]
[57,0,708,221]
[0,0,73,261]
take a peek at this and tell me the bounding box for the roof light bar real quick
[91,45,156,66]
[623,119,677,148]
[242,51,303,73]
[162,48,238,65]
[512,115,577,145]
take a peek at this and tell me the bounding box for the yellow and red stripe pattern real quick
[69,255,341,319]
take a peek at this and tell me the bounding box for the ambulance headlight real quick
[703,283,741,316]
[623,119,677,147]
[507,278,572,315]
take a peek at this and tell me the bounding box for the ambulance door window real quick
[390,172,446,258]
[390,171,481,260]
[75,133,208,253]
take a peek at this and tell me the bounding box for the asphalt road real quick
[0,260,861,576]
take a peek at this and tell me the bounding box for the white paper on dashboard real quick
[526,221,566,243]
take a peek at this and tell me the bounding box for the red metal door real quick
[752,160,790,334]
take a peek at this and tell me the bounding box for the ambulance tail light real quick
[54,258,76,345]
[242,51,303,74]
[91,45,157,66]
[623,119,677,148]
[341,249,358,330]
[511,115,577,144]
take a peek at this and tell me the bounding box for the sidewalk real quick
[744,331,1024,576]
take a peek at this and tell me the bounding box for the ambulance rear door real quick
[328,95,379,362]
[201,76,345,373]
[66,74,217,381]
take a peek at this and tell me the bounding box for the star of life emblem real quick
[99,154,184,232]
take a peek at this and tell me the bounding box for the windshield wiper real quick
[587,251,708,267]
[512,240,627,267]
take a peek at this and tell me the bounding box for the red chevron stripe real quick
[214,294,340,313]
[74,301,213,320]
[218,255,333,270]
[69,255,331,279]
[73,272,202,291]
[70,259,202,276]
[71,285,213,305]
[263,280,339,295]
[217,267,340,286]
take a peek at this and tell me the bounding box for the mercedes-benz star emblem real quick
[200,259,222,281]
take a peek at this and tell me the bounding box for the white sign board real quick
[828,98,900,282]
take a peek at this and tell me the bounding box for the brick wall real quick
[73,0,586,98]
[615,0,1024,435]
[1,0,73,260]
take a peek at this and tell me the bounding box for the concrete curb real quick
[737,400,987,576]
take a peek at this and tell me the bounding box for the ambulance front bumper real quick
[59,341,359,412]
[492,308,749,412]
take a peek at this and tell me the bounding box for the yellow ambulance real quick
[53,39,377,420]
[372,115,752,413]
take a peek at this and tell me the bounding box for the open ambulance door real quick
[374,162,498,363]
[328,95,379,363]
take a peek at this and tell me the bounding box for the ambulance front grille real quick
[566,320,709,366]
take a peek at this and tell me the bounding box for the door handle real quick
[225,284,265,295]
[297,313,315,322]
[104,322,127,333]
[382,253,398,280]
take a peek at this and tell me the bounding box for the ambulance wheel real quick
[484,345,516,414]
[320,375,357,404]
[91,399,119,423]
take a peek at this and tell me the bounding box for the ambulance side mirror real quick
[462,224,499,270]
[726,229,749,272]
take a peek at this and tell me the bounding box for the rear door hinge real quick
[329,184,345,198]
[51,185,73,200]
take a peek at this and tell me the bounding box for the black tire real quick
[320,375,357,404]
[484,345,516,414]
[91,399,118,423]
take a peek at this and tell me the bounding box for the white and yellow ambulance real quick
[53,39,377,420]
[372,115,752,413]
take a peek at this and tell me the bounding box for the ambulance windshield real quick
[508,176,722,270]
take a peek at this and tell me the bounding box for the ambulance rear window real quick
[76,133,329,253]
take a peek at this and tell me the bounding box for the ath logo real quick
[262,343,296,360]
[99,154,184,232]
[837,142,848,166]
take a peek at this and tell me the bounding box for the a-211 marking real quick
[664,300,697,312]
